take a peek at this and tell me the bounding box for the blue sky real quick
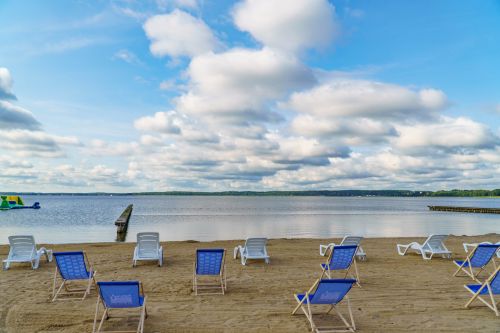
[1,0,499,192]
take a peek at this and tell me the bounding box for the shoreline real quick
[2,232,500,246]
[1,234,499,332]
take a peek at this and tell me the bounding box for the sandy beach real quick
[1,234,499,333]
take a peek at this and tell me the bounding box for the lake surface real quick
[0,195,498,244]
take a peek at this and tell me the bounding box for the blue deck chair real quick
[52,251,97,301]
[292,279,357,333]
[464,266,500,316]
[321,245,361,286]
[453,244,499,282]
[93,281,147,333]
[193,248,226,295]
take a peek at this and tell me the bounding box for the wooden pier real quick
[428,205,500,214]
[115,204,133,241]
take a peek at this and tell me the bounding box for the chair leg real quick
[32,255,41,269]
[396,244,409,256]
[138,304,146,333]
[347,297,356,331]
[331,305,355,332]
[489,289,499,316]
[233,247,239,259]
[352,260,361,287]
[305,300,315,332]
[92,298,100,333]
[96,309,107,333]
[52,280,66,302]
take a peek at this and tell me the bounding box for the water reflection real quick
[0,195,498,244]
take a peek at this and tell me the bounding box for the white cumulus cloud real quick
[134,111,183,134]
[233,0,338,52]
[0,67,16,100]
[394,117,499,151]
[286,80,447,119]
[176,47,315,124]
[143,10,219,58]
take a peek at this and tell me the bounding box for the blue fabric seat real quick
[465,284,491,295]
[293,279,357,332]
[98,281,145,308]
[454,244,499,281]
[196,249,224,275]
[321,245,361,286]
[94,281,148,333]
[193,249,226,295]
[464,266,500,316]
[54,252,91,280]
[52,251,96,301]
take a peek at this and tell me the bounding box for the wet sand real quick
[0,234,499,332]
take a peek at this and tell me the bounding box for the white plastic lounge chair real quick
[292,278,357,332]
[319,236,366,261]
[233,237,270,265]
[52,251,97,301]
[2,235,52,270]
[93,281,147,333]
[464,266,500,316]
[396,234,452,260]
[453,244,499,282]
[193,248,226,295]
[133,232,163,267]
[320,245,361,287]
[464,241,500,258]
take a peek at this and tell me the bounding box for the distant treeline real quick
[8,189,500,197]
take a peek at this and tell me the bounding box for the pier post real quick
[115,204,133,242]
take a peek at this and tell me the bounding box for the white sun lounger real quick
[2,235,52,270]
[396,234,452,260]
[233,237,270,265]
[319,236,367,261]
[133,232,163,267]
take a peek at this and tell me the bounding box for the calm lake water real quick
[0,195,498,244]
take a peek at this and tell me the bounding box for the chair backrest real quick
[53,252,89,280]
[244,238,267,256]
[469,244,500,267]
[327,245,357,270]
[196,249,225,275]
[137,232,160,256]
[423,234,448,251]
[310,279,356,305]
[341,236,363,247]
[8,235,36,259]
[98,281,142,308]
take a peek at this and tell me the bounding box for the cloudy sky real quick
[1,0,499,192]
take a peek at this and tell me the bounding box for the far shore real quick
[1,234,499,332]
[4,189,500,197]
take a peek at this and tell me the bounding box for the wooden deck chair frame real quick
[454,244,498,282]
[292,279,356,333]
[396,234,452,260]
[320,246,361,287]
[464,266,500,316]
[192,249,227,295]
[319,236,366,261]
[51,251,97,302]
[93,282,148,333]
